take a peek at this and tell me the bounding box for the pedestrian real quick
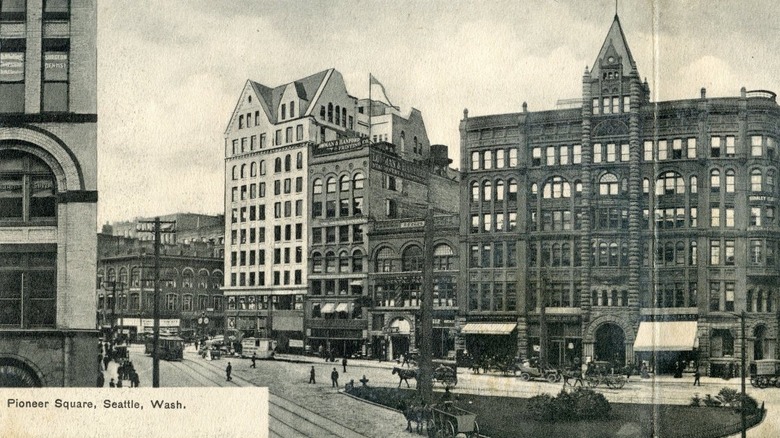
[250,352,257,368]
[103,354,110,371]
[98,353,103,369]
[401,353,409,367]
[97,372,105,388]
[131,371,140,388]
[226,362,233,381]
[116,377,123,388]
[342,357,347,373]
[109,378,115,388]
[309,366,316,384]
[693,366,701,386]
[331,367,339,388]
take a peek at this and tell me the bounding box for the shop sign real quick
[313,137,369,156]
[370,150,427,184]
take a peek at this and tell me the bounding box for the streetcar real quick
[144,335,185,361]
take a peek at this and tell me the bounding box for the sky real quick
[96,0,780,226]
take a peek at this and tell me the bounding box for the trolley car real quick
[144,335,185,361]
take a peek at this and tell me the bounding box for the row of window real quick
[231,178,304,203]
[99,267,222,290]
[230,153,304,179]
[469,148,520,170]
[230,246,303,267]
[311,279,364,297]
[312,197,364,218]
[469,212,518,233]
[467,241,518,269]
[467,281,518,312]
[374,244,456,272]
[231,202,305,223]
[311,251,365,274]
[592,95,630,115]
[232,124,304,152]
[319,102,353,130]
[312,224,364,245]
[469,179,519,203]
[230,269,303,287]
[227,294,303,311]
[98,293,223,313]
[312,173,365,194]
[373,277,457,308]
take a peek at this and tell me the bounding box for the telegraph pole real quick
[418,205,434,402]
[137,217,176,388]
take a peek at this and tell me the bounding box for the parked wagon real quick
[584,361,626,389]
[750,359,780,388]
[427,401,479,438]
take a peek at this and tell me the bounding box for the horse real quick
[401,400,432,434]
[392,367,418,388]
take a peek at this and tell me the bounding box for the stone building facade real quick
[0,0,98,387]
[460,15,780,375]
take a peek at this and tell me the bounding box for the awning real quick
[461,322,517,335]
[335,303,351,313]
[320,303,336,314]
[633,321,699,352]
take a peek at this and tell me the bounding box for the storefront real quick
[461,322,518,361]
[633,320,698,374]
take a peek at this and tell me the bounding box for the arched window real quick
[107,268,116,282]
[376,247,395,272]
[325,252,336,273]
[751,169,763,192]
[482,181,492,201]
[339,251,350,273]
[609,242,618,266]
[284,154,291,172]
[0,150,58,222]
[643,178,650,194]
[130,267,140,287]
[313,178,323,195]
[400,131,405,150]
[182,269,194,288]
[676,241,685,265]
[352,250,364,273]
[327,103,333,122]
[598,174,618,196]
[240,164,246,178]
[250,162,257,177]
[690,175,698,194]
[342,108,347,127]
[433,244,454,270]
[689,241,698,265]
[561,243,571,266]
[312,252,323,273]
[530,183,538,199]
[508,179,518,201]
[544,176,571,198]
[402,245,424,271]
[574,180,582,195]
[656,171,685,195]
[353,172,365,190]
[274,157,282,173]
[231,166,237,180]
[495,180,505,201]
[335,105,341,125]
[118,267,128,286]
[551,243,561,266]
[259,160,266,175]
[725,169,735,193]
[296,152,303,169]
[710,169,721,192]
[339,175,350,192]
[598,242,608,266]
[326,177,336,193]
[470,181,479,202]
[162,268,178,288]
[198,270,209,288]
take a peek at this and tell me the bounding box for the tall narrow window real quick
[0,246,58,328]
[42,39,69,112]
[0,39,25,113]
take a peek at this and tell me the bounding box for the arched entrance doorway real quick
[389,318,411,360]
[594,323,625,365]
[0,358,42,387]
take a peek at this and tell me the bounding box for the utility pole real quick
[539,272,548,367]
[418,205,434,403]
[740,310,746,438]
[137,217,176,388]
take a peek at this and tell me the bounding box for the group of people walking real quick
[97,339,140,388]
[307,360,347,388]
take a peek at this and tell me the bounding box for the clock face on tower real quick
[607,56,615,63]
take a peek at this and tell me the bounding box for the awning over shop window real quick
[335,303,351,313]
[633,321,699,352]
[320,303,336,314]
[461,322,517,335]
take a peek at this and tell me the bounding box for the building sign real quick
[370,150,427,184]
[141,318,180,328]
[0,52,24,82]
[313,137,369,156]
[289,339,304,348]
[400,221,425,229]
[750,195,776,203]
[43,52,68,81]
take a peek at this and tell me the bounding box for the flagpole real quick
[368,74,372,141]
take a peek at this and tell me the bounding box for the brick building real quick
[96,234,224,341]
[460,15,780,375]
[0,0,98,387]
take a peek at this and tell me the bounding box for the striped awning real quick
[633,321,699,352]
[461,323,517,335]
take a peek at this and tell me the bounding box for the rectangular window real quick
[672,139,682,159]
[606,143,615,162]
[725,206,734,227]
[593,143,602,163]
[572,145,581,164]
[711,137,721,157]
[725,136,736,156]
[709,282,721,311]
[296,124,303,141]
[725,239,735,266]
[546,147,555,165]
[658,140,668,160]
[725,282,735,311]
[620,143,629,162]
[559,146,569,165]
[0,247,57,328]
[643,141,653,161]
[0,40,25,113]
[751,207,762,226]
[531,148,541,166]
[710,240,720,265]
[711,206,720,227]
[687,138,697,158]
[42,39,69,112]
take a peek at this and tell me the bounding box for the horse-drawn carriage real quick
[751,359,780,388]
[432,364,458,388]
[584,361,627,389]
[426,401,479,438]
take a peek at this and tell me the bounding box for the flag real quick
[369,73,393,107]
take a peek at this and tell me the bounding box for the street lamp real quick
[729,310,748,438]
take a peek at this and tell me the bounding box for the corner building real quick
[460,15,780,375]
[0,0,98,386]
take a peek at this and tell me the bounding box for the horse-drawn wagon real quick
[751,359,780,388]
[427,401,479,438]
